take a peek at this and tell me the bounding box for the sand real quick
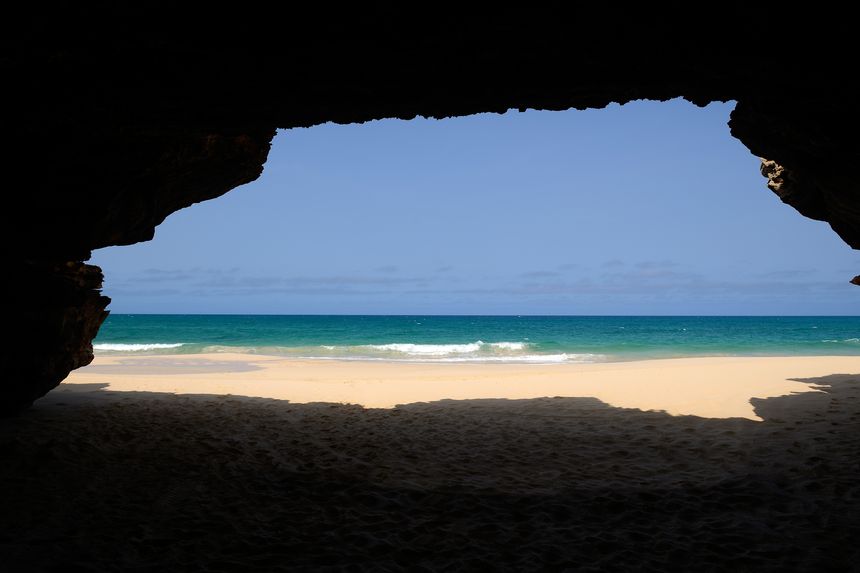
[65,354,860,419]
[2,355,860,571]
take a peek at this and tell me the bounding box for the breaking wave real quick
[186,341,604,363]
[94,343,185,352]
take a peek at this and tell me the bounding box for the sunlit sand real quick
[65,354,860,420]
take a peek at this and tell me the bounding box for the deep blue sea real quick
[93,315,860,363]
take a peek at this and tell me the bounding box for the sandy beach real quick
[65,353,860,419]
[2,355,860,571]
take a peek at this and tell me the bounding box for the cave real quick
[4,7,859,414]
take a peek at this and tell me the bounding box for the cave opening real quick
[67,98,860,415]
[90,99,857,319]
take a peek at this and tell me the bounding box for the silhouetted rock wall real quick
[2,7,857,412]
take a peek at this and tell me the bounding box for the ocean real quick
[92,315,860,363]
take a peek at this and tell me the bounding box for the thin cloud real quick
[520,270,561,278]
[758,269,816,279]
[107,264,851,302]
[109,267,438,298]
[420,270,849,298]
[197,275,283,288]
[184,286,393,297]
[100,287,185,297]
[134,267,240,283]
[600,267,701,283]
[635,260,681,270]
[193,274,431,289]
[136,272,195,283]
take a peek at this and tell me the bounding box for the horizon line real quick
[102,313,860,318]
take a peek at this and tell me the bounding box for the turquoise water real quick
[93,315,860,363]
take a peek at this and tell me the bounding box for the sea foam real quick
[488,341,527,350]
[360,341,529,356]
[303,353,602,364]
[429,353,600,363]
[94,343,185,351]
[325,341,596,363]
[362,342,483,355]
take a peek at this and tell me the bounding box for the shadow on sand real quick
[1,374,859,571]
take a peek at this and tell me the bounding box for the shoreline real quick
[62,353,860,420]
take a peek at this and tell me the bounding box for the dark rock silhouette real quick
[2,6,858,411]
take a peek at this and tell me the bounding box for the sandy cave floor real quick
[1,370,860,571]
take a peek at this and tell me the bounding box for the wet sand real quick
[1,356,859,571]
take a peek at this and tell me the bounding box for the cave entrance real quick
[90,99,856,319]
[71,98,860,393]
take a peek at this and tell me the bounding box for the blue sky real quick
[92,99,859,315]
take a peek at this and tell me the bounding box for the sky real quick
[92,99,859,315]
